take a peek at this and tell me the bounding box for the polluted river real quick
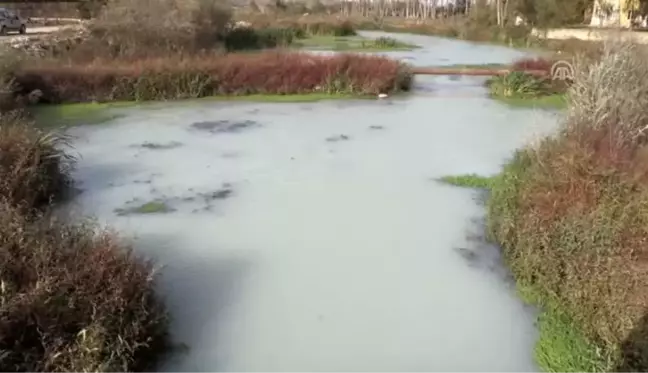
[61,31,561,371]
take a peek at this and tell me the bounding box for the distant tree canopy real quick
[511,0,595,27]
[511,0,648,28]
[76,0,106,18]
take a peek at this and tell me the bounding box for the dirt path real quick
[0,24,81,43]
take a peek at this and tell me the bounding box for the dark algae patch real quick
[136,141,183,150]
[117,184,234,216]
[191,120,260,134]
[202,188,233,201]
[454,247,478,264]
[326,134,350,142]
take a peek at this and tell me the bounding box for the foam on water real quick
[63,39,561,371]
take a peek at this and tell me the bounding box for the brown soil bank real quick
[487,42,648,371]
[13,52,412,104]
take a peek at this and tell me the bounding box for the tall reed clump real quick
[0,113,73,210]
[0,85,170,372]
[15,52,412,103]
[487,41,648,372]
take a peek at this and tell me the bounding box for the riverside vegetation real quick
[485,57,570,109]
[0,0,414,371]
[5,0,413,109]
[442,41,648,372]
[235,0,607,59]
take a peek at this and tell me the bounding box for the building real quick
[590,0,632,27]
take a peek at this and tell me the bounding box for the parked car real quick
[0,8,26,35]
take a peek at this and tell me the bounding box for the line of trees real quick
[336,0,471,19]
[331,0,648,28]
[5,0,648,28]
[275,0,595,26]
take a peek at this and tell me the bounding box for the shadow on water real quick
[134,234,253,372]
[615,312,648,372]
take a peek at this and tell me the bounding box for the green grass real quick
[438,174,497,189]
[31,101,135,128]
[495,93,567,109]
[30,93,369,128]
[294,35,419,52]
[516,285,609,373]
[115,201,174,216]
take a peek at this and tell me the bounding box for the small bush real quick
[285,20,356,36]
[372,37,398,48]
[15,52,412,102]
[0,113,73,210]
[487,71,548,98]
[0,200,169,371]
[223,27,296,51]
[487,41,648,371]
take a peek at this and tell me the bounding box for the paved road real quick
[0,25,78,43]
[0,25,74,40]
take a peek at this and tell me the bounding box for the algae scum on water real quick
[114,184,234,216]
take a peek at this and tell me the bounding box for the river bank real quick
[442,42,648,371]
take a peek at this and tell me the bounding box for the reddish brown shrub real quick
[0,200,169,371]
[511,57,554,73]
[14,52,412,103]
